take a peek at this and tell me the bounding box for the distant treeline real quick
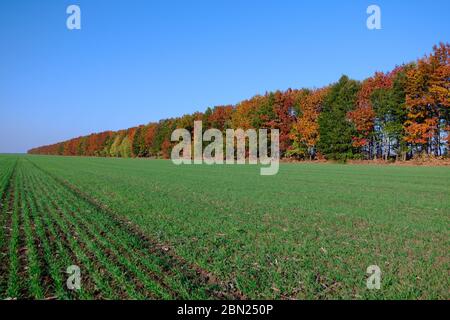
[29,43,450,161]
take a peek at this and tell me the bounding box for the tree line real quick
[29,43,450,162]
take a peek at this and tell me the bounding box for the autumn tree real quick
[110,132,124,157]
[429,43,450,152]
[231,96,263,130]
[405,43,449,156]
[347,72,396,159]
[132,126,148,157]
[207,106,234,131]
[255,91,297,155]
[152,119,175,158]
[119,137,132,158]
[144,123,158,157]
[289,88,328,159]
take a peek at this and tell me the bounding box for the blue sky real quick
[0,0,449,153]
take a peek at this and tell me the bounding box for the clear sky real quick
[0,0,449,153]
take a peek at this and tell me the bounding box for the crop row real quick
[0,158,234,300]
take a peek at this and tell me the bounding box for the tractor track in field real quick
[0,158,245,300]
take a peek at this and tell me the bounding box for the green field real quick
[0,154,448,300]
